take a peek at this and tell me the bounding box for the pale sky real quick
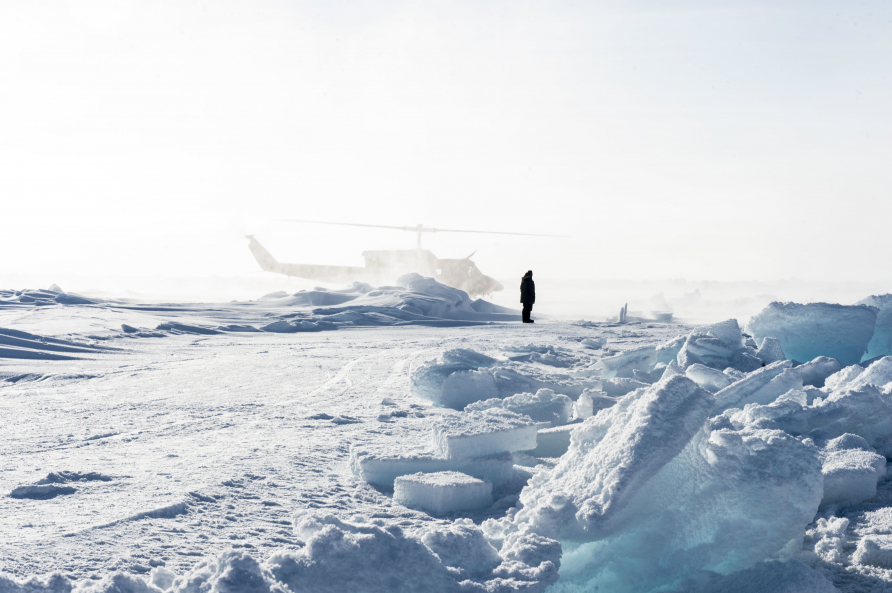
[1,0,890,292]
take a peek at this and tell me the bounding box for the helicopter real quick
[246,220,563,298]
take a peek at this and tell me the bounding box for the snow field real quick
[9,288,892,592]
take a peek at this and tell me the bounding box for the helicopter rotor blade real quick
[278,219,414,232]
[276,219,567,238]
[431,227,567,238]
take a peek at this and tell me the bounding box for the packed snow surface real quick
[6,286,892,592]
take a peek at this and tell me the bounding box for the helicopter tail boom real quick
[247,236,368,283]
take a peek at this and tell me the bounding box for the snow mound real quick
[394,471,493,514]
[419,519,502,578]
[410,348,593,410]
[854,535,892,569]
[465,389,573,427]
[747,302,878,365]
[432,409,537,460]
[283,512,557,592]
[410,349,500,409]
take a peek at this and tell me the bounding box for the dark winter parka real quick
[520,271,535,305]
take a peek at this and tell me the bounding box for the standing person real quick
[520,270,535,323]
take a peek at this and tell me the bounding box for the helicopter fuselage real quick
[247,236,504,298]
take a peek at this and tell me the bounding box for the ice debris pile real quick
[393,300,892,590]
[410,348,596,410]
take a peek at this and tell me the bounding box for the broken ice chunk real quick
[529,424,576,457]
[656,335,686,364]
[465,389,573,427]
[581,337,603,349]
[846,357,892,391]
[684,363,733,393]
[677,335,735,369]
[857,294,892,360]
[714,360,794,411]
[600,377,649,397]
[349,446,516,487]
[572,389,618,420]
[746,302,878,365]
[825,364,865,393]
[593,345,657,378]
[394,471,492,514]
[515,375,715,540]
[755,337,786,364]
[432,409,537,460]
[796,357,843,388]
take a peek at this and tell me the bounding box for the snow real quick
[854,536,892,569]
[465,389,573,427]
[747,302,879,365]
[394,471,493,514]
[431,409,538,459]
[8,287,892,592]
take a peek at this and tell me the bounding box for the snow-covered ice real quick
[394,471,493,514]
[431,409,538,459]
[8,284,892,592]
[465,389,573,427]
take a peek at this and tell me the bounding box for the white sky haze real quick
[2,0,890,295]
